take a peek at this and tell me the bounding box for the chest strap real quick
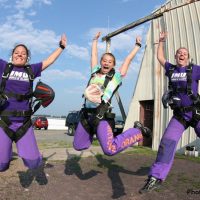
[0,63,34,101]
[0,110,32,117]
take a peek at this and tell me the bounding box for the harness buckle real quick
[2,73,10,79]
[29,75,34,81]
[106,73,114,78]
[96,114,103,120]
[195,109,200,116]
[187,90,193,96]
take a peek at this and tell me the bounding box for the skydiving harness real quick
[165,63,200,128]
[0,62,35,142]
[81,68,121,133]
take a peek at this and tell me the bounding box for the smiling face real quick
[12,45,29,66]
[175,48,189,67]
[100,53,116,74]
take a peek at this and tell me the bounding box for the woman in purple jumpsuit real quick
[0,34,67,171]
[139,32,200,193]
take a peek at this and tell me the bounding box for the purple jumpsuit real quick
[0,59,42,171]
[150,61,200,180]
[73,66,143,156]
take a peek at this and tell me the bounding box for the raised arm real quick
[91,32,101,69]
[119,36,142,76]
[42,34,67,71]
[157,32,167,67]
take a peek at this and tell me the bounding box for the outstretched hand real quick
[159,32,167,42]
[60,34,67,48]
[94,32,101,40]
[136,36,142,44]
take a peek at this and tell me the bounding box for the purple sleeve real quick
[0,59,7,75]
[164,61,173,77]
[192,65,200,80]
[31,62,42,78]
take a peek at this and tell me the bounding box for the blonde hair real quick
[175,47,190,58]
[100,53,116,66]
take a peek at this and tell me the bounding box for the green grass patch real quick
[125,146,157,156]
[92,138,100,146]
[38,141,71,149]
[175,153,200,163]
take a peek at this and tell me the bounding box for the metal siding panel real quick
[126,0,200,151]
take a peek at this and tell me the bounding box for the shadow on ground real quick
[0,149,200,200]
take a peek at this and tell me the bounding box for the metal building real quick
[103,0,200,152]
[124,0,200,152]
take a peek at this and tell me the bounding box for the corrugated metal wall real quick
[125,0,200,151]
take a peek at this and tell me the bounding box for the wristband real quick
[135,42,142,48]
[59,41,65,49]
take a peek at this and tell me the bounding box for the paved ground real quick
[0,130,200,200]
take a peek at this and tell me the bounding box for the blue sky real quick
[0,0,166,117]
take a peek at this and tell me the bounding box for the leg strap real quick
[80,112,92,134]
[173,111,190,128]
[0,117,32,142]
[15,119,32,142]
[0,119,15,141]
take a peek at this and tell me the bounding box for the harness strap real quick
[168,65,176,91]
[80,107,115,134]
[83,68,116,104]
[4,92,33,101]
[31,101,42,115]
[186,64,193,95]
[82,67,121,130]
[24,65,34,95]
[174,106,200,128]
[0,120,15,140]
[103,68,115,89]
[0,63,13,93]
[0,110,32,117]
[80,111,93,134]
[174,106,193,113]
[0,63,34,98]
[15,119,32,142]
[173,111,190,129]
[0,117,32,142]
[95,101,110,120]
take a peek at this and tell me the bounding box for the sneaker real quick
[142,127,152,138]
[139,176,162,194]
[134,121,152,138]
[134,121,143,129]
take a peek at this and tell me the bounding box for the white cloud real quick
[40,0,52,5]
[42,69,87,81]
[64,86,85,94]
[110,26,147,52]
[0,0,8,6]
[15,0,52,10]
[0,0,7,2]
[88,25,148,52]
[0,1,90,62]
[15,0,34,10]
[0,18,58,54]
[67,44,90,60]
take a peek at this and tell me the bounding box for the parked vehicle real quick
[32,116,48,130]
[65,111,124,136]
[65,111,81,135]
